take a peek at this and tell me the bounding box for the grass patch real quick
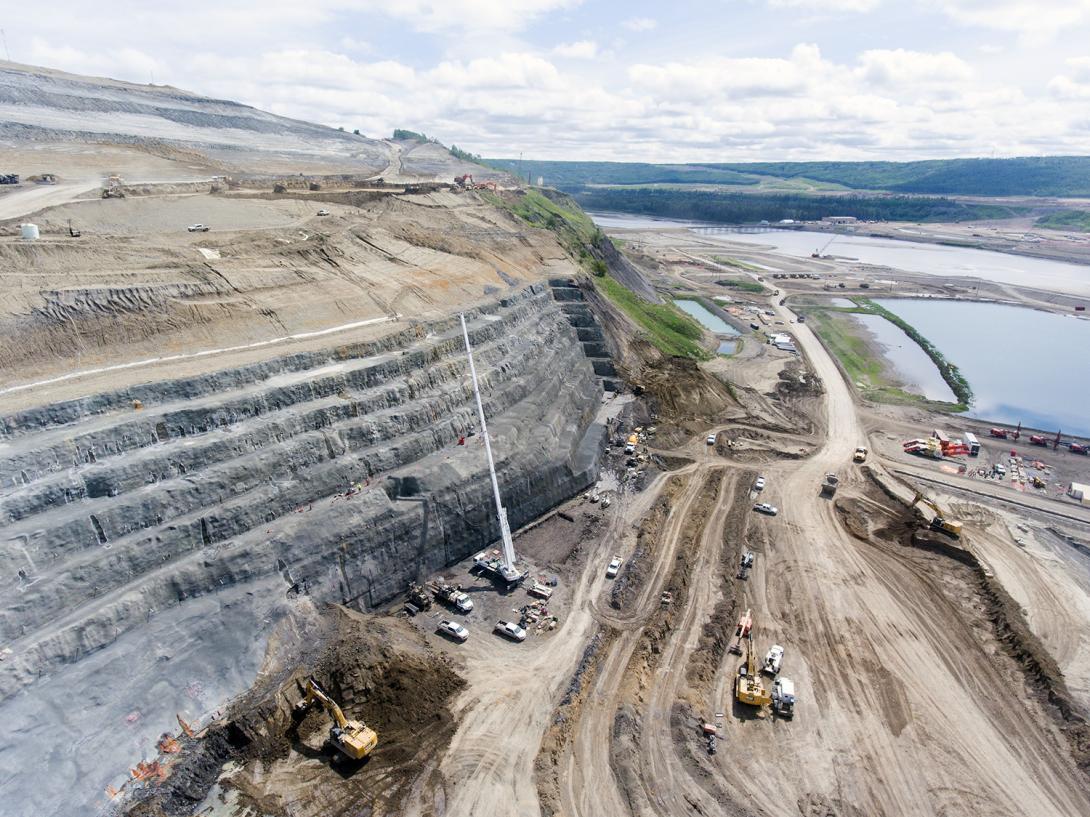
[595,275,710,359]
[480,187,603,272]
[1036,209,1090,233]
[711,256,763,274]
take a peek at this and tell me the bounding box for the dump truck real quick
[737,550,754,580]
[911,491,963,538]
[295,678,378,761]
[821,473,839,496]
[735,634,772,707]
[772,677,796,718]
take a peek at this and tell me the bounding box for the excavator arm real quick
[301,679,350,730]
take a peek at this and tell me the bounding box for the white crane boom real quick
[460,313,518,577]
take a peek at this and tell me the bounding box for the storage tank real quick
[20,223,40,240]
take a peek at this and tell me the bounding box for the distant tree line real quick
[483,156,1090,198]
[569,188,1025,224]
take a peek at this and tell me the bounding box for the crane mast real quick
[460,313,519,579]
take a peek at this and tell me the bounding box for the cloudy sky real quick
[7,0,1090,161]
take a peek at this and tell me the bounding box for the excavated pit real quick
[0,282,609,816]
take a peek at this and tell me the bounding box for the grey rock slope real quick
[0,281,607,814]
[0,284,604,700]
[0,60,498,179]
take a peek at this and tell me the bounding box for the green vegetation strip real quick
[854,298,972,406]
[481,188,605,273]
[594,275,710,360]
[1036,209,1090,233]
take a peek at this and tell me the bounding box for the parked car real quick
[436,620,469,642]
[187,224,210,232]
[753,502,779,516]
[706,434,717,445]
[606,556,622,578]
[494,620,527,642]
[754,476,766,491]
[317,209,330,216]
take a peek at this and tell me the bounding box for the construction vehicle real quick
[101,174,125,198]
[429,580,473,613]
[406,582,432,613]
[989,428,1009,439]
[737,550,754,580]
[911,491,963,538]
[735,634,772,707]
[853,446,868,462]
[763,644,784,675]
[772,678,796,718]
[727,609,752,655]
[294,678,378,761]
[1029,434,1048,447]
[454,174,474,189]
[821,473,839,497]
[67,219,81,238]
[0,173,18,185]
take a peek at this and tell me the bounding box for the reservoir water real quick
[673,299,740,335]
[589,213,1090,297]
[875,299,1090,437]
[853,314,957,402]
[725,229,1090,297]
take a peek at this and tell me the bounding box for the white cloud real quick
[929,0,1090,39]
[768,0,881,10]
[354,0,584,33]
[857,49,973,86]
[622,17,658,31]
[553,40,598,59]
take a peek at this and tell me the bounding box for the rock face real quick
[0,284,604,701]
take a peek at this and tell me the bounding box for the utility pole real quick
[1,29,10,62]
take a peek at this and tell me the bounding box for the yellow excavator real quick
[295,678,378,760]
[735,634,772,707]
[911,491,963,538]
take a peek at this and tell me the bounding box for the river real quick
[875,299,1090,437]
[589,213,1090,297]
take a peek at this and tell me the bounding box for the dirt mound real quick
[123,606,465,817]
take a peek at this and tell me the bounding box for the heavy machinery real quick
[911,491,963,538]
[735,634,772,707]
[727,608,752,655]
[772,677,796,718]
[294,678,378,761]
[406,582,432,613]
[821,473,839,497]
[853,446,868,463]
[101,174,125,198]
[429,580,474,613]
[737,550,754,580]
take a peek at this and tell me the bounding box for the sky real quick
[5,0,1090,162]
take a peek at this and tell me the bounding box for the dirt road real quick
[541,287,1090,816]
[0,178,99,221]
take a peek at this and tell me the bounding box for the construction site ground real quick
[132,252,1090,815]
[5,150,1090,815]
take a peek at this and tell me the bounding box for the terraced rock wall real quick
[0,284,605,701]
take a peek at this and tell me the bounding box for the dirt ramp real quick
[124,606,465,817]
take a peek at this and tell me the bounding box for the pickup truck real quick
[186,224,210,232]
[436,620,469,642]
[606,556,622,578]
[495,620,527,642]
